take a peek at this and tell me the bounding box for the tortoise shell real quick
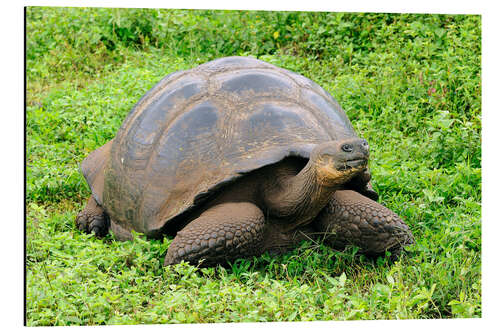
[81,56,359,237]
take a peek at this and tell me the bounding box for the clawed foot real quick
[76,211,110,237]
[75,196,110,237]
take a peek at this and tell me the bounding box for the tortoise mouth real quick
[336,158,367,171]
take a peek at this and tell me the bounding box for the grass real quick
[26,7,481,325]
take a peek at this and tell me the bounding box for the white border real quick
[17,0,488,14]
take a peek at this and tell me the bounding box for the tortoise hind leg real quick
[313,190,414,259]
[110,219,133,241]
[75,196,110,237]
[164,202,265,267]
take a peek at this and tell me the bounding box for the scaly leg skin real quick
[110,219,133,241]
[164,202,266,267]
[314,190,414,260]
[75,196,110,237]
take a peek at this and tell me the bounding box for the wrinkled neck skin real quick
[263,160,347,230]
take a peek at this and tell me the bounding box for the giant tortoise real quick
[76,56,414,267]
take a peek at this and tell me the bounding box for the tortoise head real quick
[310,138,370,187]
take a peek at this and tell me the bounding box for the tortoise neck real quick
[263,159,340,227]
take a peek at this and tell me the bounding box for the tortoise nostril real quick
[342,144,353,153]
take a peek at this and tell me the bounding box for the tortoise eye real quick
[341,144,353,152]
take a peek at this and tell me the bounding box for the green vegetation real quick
[26,7,481,325]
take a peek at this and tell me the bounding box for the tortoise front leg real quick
[164,202,266,267]
[313,190,414,259]
[75,196,110,237]
[344,168,379,201]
